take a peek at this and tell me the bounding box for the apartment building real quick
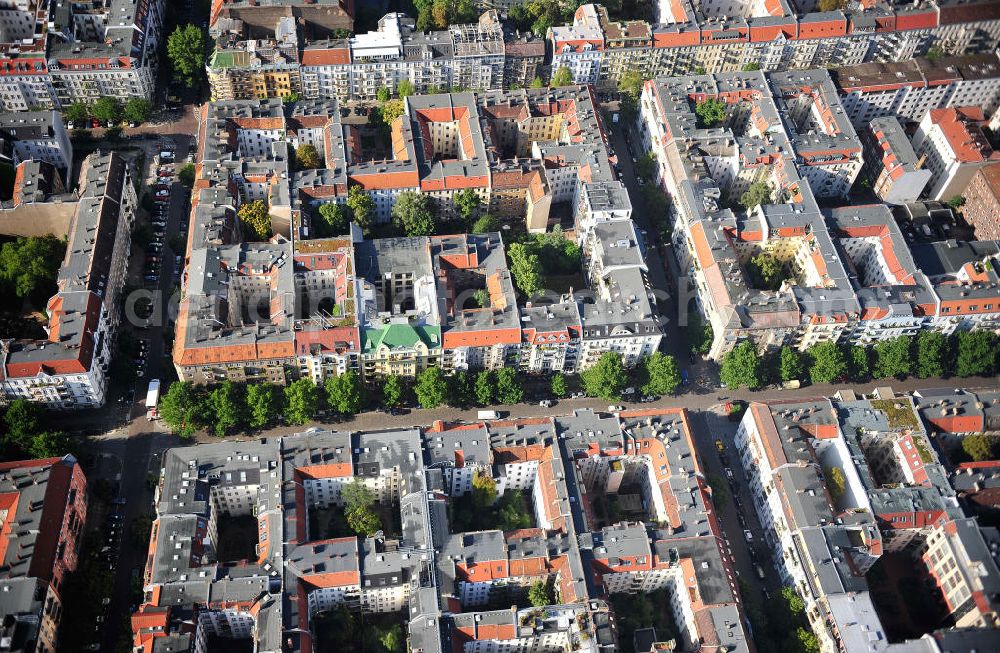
[735,393,1000,652]
[912,106,1000,200]
[862,116,932,205]
[503,33,547,89]
[0,456,88,653]
[834,53,1000,129]
[0,111,72,174]
[209,0,354,37]
[133,408,749,653]
[452,604,612,653]
[208,15,302,101]
[176,86,658,384]
[963,163,1000,241]
[640,68,1000,360]
[216,11,506,102]
[548,2,1000,89]
[0,152,136,408]
[0,0,166,110]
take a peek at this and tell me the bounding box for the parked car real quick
[607,405,625,412]
[743,529,753,542]
[715,439,725,453]
[539,400,553,408]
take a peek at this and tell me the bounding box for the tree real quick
[65,102,89,124]
[431,0,449,28]
[818,0,848,11]
[634,152,656,181]
[551,373,568,398]
[376,87,391,103]
[346,505,381,536]
[296,144,322,170]
[380,98,405,127]
[0,235,65,299]
[391,191,437,236]
[581,352,629,400]
[415,367,448,409]
[208,380,242,436]
[284,378,319,425]
[397,79,415,98]
[472,288,489,308]
[873,336,913,379]
[342,479,376,511]
[528,580,553,607]
[740,181,771,212]
[129,515,153,549]
[29,431,72,459]
[619,69,644,100]
[346,186,375,233]
[808,342,848,384]
[453,188,481,222]
[90,97,121,125]
[847,344,870,382]
[474,370,494,406]
[708,473,730,508]
[695,98,727,128]
[794,627,821,653]
[2,399,42,454]
[447,370,474,407]
[687,311,713,355]
[123,98,152,125]
[507,242,543,296]
[551,66,573,87]
[742,63,762,71]
[159,382,205,438]
[325,371,364,415]
[382,374,405,408]
[825,466,847,503]
[947,195,965,209]
[781,586,805,616]
[471,471,497,509]
[778,346,804,383]
[955,330,997,377]
[917,331,950,378]
[378,624,404,653]
[497,491,532,530]
[926,45,946,62]
[168,24,205,88]
[720,341,765,390]
[962,434,999,462]
[495,367,524,405]
[316,202,351,237]
[472,214,499,233]
[530,76,544,88]
[178,163,196,188]
[638,352,681,396]
[246,382,280,428]
[237,200,272,241]
[748,251,785,290]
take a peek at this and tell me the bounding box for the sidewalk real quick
[179,375,998,444]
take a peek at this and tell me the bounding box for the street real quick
[97,128,195,651]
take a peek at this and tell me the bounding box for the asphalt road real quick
[123,133,193,421]
[95,132,194,653]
